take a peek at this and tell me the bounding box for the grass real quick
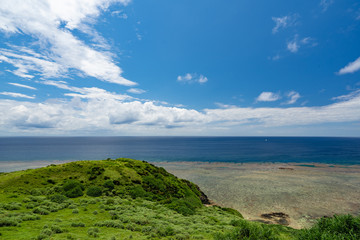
[0,158,358,239]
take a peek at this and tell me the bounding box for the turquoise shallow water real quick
[0,137,359,166]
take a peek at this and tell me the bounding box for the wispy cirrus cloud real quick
[177,73,208,84]
[272,14,299,34]
[0,92,35,99]
[127,88,146,94]
[287,35,317,53]
[284,91,301,104]
[338,57,360,75]
[320,0,334,12]
[8,82,37,90]
[0,0,135,86]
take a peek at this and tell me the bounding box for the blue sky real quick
[0,0,360,136]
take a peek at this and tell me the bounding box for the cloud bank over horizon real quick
[0,0,360,136]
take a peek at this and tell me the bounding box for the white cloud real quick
[284,91,301,104]
[272,14,298,34]
[320,0,334,12]
[177,73,208,84]
[287,35,316,53]
[8,82,37,90]
[39,80,131,101]
[287,41,299,53]
[127,88,146,94]
[0,0,136,86]
[338,57,360,75]
[0,90,360,135]
[0,92,35,99]
[256,92,280,102]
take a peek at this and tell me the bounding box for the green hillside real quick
[0,158,359,240]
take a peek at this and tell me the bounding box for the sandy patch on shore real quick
[155,162,360,229]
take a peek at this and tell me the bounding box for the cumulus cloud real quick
[0,0,135,86]
[177,73,208,84]
[1,90,360,135]
[0,92,35,99]
[338,57,360,75]
[284,91,301,104]
[256,92,280,102]
[8,82,37,90]
[272,14,298,34]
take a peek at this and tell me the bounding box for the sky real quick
[0,0,360,136]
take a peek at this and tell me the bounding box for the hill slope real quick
[0,158,359,240]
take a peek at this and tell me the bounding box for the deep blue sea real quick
[0,137,360,168]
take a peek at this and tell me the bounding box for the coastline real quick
[155,161,360,229]
[1,160,360,229]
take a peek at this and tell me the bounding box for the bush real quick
[71,222,85,227]
[94,220,123,228]
[86,186,102,197]
[65,186,83,198]
[0,218,19,227]
[49,194,68,204]
[50,225,63,233]
[88,227,100,237]
[33,207,50,215]
[3,202,22,210]
[72,209,79,214]
[214,220,277,240]
[129,186,147,199]
[298,215,360,240]
[63,180,84,198]
[103,180,115,190]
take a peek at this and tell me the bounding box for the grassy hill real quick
[0,158,359,240]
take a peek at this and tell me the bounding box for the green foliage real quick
[86,186,103,197]
[214,219,278,240]
[103,180,115,190]
[221,207,244,218]
[0,218,19,227]
[49,194,68,203]
[129,185,148,199]
[88,227,100,238]
[63,180,84,198]
[1,158,358,240]
[297,215,360,240]
[33,207,50,215]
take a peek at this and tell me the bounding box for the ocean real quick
[0,137,359,170]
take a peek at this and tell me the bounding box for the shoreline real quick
[1,159,360,229]
[155,161,360,229]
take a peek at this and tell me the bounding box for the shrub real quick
[50,225,63,233]
[0,218,19,227]
[47,179,56,184]
[3,202,22,210]
[63,180,84,198]
[49,194,68,204]
[94,220,123,228]
[33,207,50,215]
[65,186,83,198]
[103,180,115,190]
[214,220,277,240]
[72,209,79,214]
[297,215,360,240]
[88,227,100,237]
[86,186,102,197]
[129,186,147,199]
[71,222,85,227]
